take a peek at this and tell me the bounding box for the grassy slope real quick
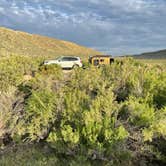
[0,27,100,59]
[134,49,166,59]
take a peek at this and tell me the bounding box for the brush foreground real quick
[0,56,166,166]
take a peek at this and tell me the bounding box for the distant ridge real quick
[0,27,100,59]
[134,49,166,59]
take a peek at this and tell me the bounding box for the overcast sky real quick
[0,0,166,55]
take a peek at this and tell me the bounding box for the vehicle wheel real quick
[72,64,79,69]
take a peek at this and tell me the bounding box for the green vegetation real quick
[0,56,166,166]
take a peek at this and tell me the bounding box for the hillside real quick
[134,49,166,59]
[0,27,100,59]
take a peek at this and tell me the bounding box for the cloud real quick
[0,0,166,55]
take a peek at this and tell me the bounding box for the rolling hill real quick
[0,27,100,59]
[134,49,166,59]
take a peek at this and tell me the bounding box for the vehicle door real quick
[59,57,73,68]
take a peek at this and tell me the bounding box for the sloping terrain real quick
[134,49,166,59]
[0,27,100,59]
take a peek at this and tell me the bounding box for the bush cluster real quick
[0,56,165,165]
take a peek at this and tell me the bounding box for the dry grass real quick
[136,59,166,65]
[0,91,14,138]
[0,27,101,60]
[0,87,22,139]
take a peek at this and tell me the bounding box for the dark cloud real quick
[0,0,166,55]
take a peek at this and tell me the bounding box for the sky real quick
[0,0,166,55]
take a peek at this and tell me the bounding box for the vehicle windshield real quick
[55,56,62,60]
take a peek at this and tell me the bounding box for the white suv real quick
[44,56,83,69]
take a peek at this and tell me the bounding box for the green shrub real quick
[0,56,166,164]
[152,73,166,109]
[47,85,129,161]
[126,97,155,127]
[15,90,57,141]
[38,64,62,76]
[143,106,166,142]
[0,55,43,92]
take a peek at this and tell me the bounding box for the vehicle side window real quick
[61,57,78,61]
[61,57,69,61]
[70,57,78,61]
